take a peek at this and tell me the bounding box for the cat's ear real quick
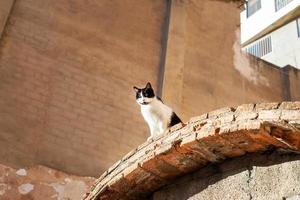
[133,86,139,93]
[146,82,152,89]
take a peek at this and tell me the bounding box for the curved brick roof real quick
[84,102,300,200]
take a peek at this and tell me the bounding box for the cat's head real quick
[133,82,155,105]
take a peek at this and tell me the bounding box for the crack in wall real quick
[246,167,254,200]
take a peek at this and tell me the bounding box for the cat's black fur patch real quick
[168,112,182,127]
[142,87,155,98]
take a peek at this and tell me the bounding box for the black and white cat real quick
[133,82,182,141]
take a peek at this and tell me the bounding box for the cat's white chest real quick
[141,104,163,123]
[140,99,172,138]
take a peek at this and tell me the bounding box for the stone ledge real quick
[83,102,300,200]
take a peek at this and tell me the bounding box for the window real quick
[247,0,261,17]
[297,18,300,37]
[275,0,294,11]
[245,36,272,58]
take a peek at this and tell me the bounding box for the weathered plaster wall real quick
[0,0,166,177]
[0,163,95,200]
[162,0,300,121]
[289,67,300,100]
[0,0,14,38]
[153,152,300,200]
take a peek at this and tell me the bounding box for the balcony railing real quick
[275,0,294,11]
[245,36,272,58]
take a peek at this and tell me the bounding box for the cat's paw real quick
[147,136,153,142]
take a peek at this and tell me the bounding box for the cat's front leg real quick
[147,136,153,142]
[151,124,164,141]
[158,119,168,136]
[148,125,159,141]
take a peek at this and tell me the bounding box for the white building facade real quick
[240,0,300,69]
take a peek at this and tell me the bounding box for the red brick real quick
[140,153,182,179]
[279,101,300,110]
[281,110,300,121]
[255,102,279,111]
[235,104,255,112]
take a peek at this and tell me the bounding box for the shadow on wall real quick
[153,151,300,200]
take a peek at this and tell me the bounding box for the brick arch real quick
[84,102,300,200]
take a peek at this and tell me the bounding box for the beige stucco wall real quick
[153,152,300,200]
[0,0,14,38]
[0,0,166,176]
[162,0,300,121]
